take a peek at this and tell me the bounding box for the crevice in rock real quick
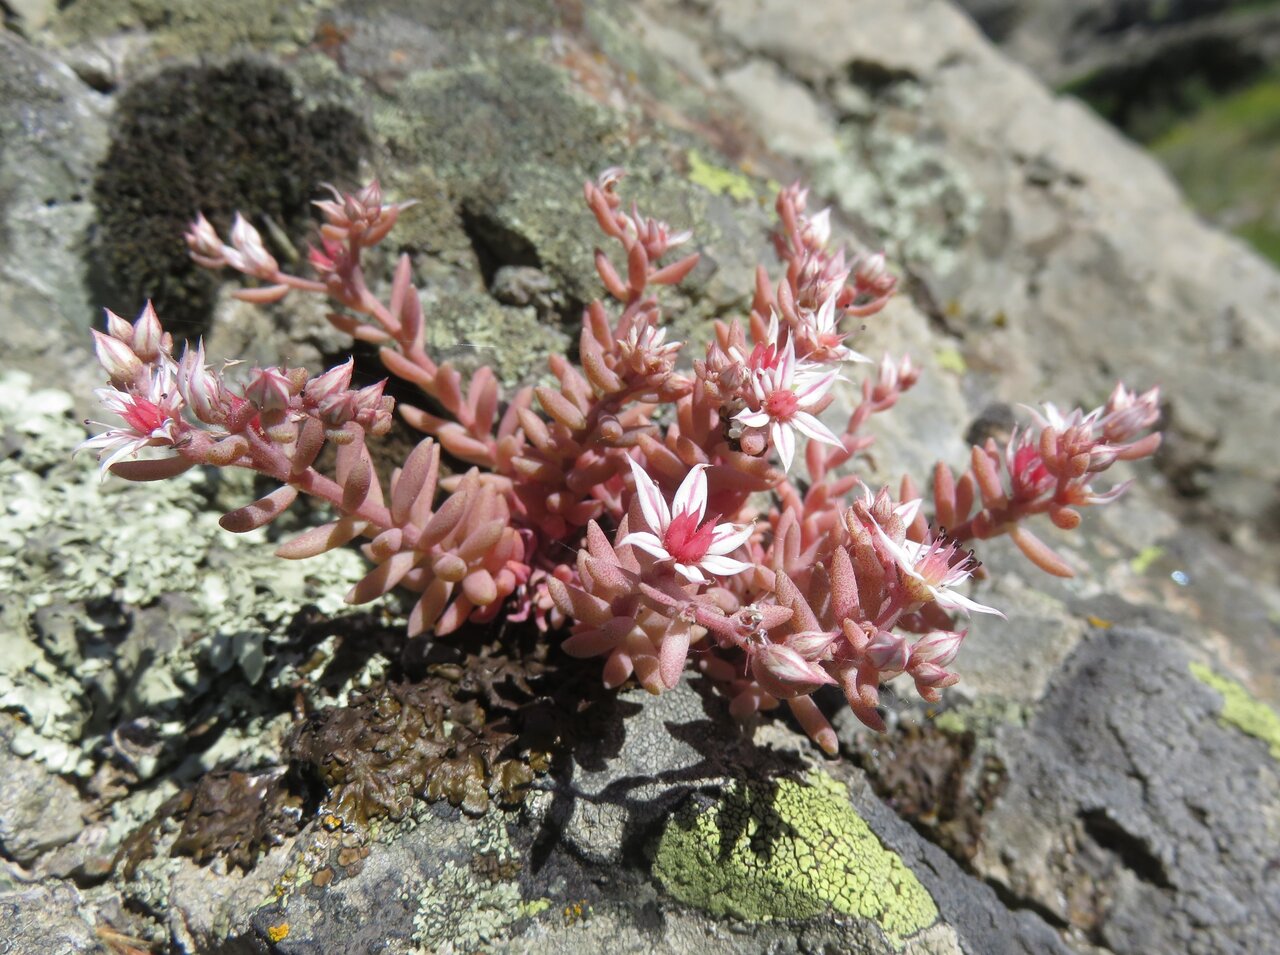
[981,872,1072,930]
[1080,808,1173,889]
[459,201,542,291]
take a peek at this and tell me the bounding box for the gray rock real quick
[974,626,1280,954]
[0,882,105,955]
[0,31,108,401]
[0,716,86,865]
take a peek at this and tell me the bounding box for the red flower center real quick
[663,509,716,564]
[121,397,170,436]
[764,389,799,422]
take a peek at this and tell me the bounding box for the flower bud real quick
[750,642,835,698]
[104,308,134,342]
[176,341,224,423]
[91,328,142,385]
[184,212,224,262]
[244,367,293,412]
[229,214,278,278]
[304,359,354,404]
[909,629,966,669]
[864,628,910,675]
[132,301,164,361]
[787,629,839,661]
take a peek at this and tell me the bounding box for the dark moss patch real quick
[90,59,365,336]
[287,676,544,825]
[850,719,1006,867]
[115,622,575,874]
[173,768,304,870]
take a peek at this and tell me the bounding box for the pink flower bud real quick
[229,214,278,278]
[104,308,134,342]
[176,341,224,424]
[909,629,966,669]
[244,367,293,412]
[787,629,839,661]
[855,251,886,286]
[304,359,354,404]
[91,328,142,385]
[864,628,910,675]
[750,642,836,698]
[131,301,164,361]
[910,661,959,692]
[185,212,224,262]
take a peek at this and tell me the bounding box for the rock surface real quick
[0,1,1278,954]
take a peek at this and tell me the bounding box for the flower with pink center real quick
[733,335,843,472]
[619,459,753,584]
[79,362,186,478]
[872,522,1004,617]
[796,293,871,364]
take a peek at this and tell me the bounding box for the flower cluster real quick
[81,172,1160,752]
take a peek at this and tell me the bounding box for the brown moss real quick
[115,625,576,875]
[287,673,546,826]
[851,720,1007,866]
[117,768,303,876]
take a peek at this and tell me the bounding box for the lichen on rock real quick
[1190,661,1280,760]
[652,769,939,948]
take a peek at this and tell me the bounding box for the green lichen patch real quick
[652,770,938,948]
[92,59,365,336]
[1190,662,1280,759]
[686,149,763,203]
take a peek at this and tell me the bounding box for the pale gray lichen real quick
[409,813,525,953]
[817,84,982,277]
[0,369,367,776]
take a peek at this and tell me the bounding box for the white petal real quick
[628,457,668,532]
[699,554,753,577]
[794,369,838,404]
[894,498,923,527]
[871,522,919,576]
[708,520,753,555]
[778,336,796,387]
[674,562,708,584]
[618,531,671,561]
[773,421,796,472]
[930,586,1005,618]
[816,292,838,332]
[734,408,770,428]
[791,411,843,447]
[672,464,708,524]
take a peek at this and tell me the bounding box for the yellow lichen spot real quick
[321,813,344,831]
[1086,614,1113,629]
[934,347,967,375]
[931,711,966,735]
[687,149,759,203]
[1130,545,1165,574]
[518,897,552,918]
[653,770,938,949]
[267,922,290,943]
[561,899,591,926]
[1189,662,1280,760]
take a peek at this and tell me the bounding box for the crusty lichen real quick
[686,149,763,204]
[1190,662,1280,760]
[51,0,331,58]
[652,770,938,949]
[409,811,527,952]
[0,368,366,779]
